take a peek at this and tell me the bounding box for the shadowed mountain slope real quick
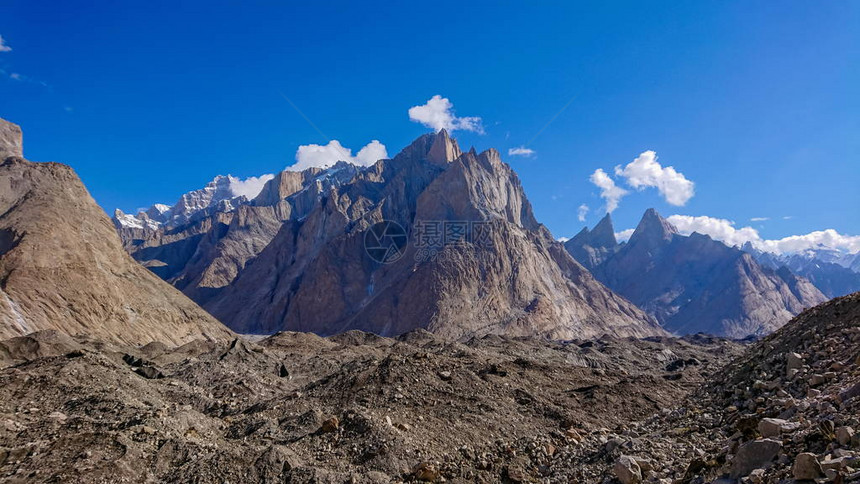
[0,118,233,345]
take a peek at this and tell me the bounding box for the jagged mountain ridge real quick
[118,130,664,340]
[0,118,233,345]
[116,161,362,306]
[743,242,860,299]
[565,209,827,338]
[563,213,619,270]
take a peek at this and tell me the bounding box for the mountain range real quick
[741,243,860,299]
[114,129,662,340]
[113,127,855,341]
[564,209,828,338]
[0,115,852,344]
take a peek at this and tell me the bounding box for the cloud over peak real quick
[588,150,694,213]
[589,168,628,213]
[289,140,388,172]
[615,151,694,206]
[228,174,275,200]
[408,95,484,134]
[508,146,535,157]
[577,203,589,222]
[665,214,860,255]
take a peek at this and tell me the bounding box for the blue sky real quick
[0,1,857,249]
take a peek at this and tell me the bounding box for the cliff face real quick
[0,118,233,345]
[121,130,664,339]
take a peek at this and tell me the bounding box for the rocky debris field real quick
[560,292,860,484]
[0,328,741,483]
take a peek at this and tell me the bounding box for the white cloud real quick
[589,168,628,213]
[408,95,484,134]
[783,216,793,220]
[9,72,22,81]
[615,151,694,206]
[557,236,570,243]
[289,139,388,172]
[750,217,769,222]
[0,35,11,53]
[759,230,860,255]
[665,214,860,255]
[667,215,762,248]
[577,203,589,222]
[229,174,275,199]
[354,140,388,166]
[508,146,535,157]
[615,229,635,242]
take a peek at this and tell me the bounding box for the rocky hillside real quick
[0,327,741,482]
[119,130,664,340]
[566,209,827,338]
[583,290,860,483]
[0,118,233,346]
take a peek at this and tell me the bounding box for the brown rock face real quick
[0,118,233,345]
[0,118,23,159]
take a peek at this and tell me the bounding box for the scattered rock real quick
[792,452,823,480]
[413,462,439,482]
[614,455,642,484]
[134,366,164,379]
[730,439,781,478]
[786,352,804,372]
[836,426,855,446]
[320,416,339,433]
[758,418,799,438]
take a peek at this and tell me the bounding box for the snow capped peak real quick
[113,209,162,231]
[112,163,360,234]
[113,209,143,229]
[113,173,276,231]
[150,204,171,215]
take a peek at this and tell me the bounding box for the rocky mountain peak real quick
[628,208,677,247]
[427,128,462,165]
[0,118,23,160]
[589,213,618,249]
[563,213,620,271]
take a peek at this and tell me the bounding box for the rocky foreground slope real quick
[0,328,740,483]
[0,118,233,345]
[0,284,856,483]
[547,290,860,483]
